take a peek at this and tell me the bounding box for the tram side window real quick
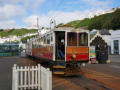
[47,34,50,44]
[67,32,77,46]
[43,36,46,45]
[41,37,43,45]
[33,40,36,48]
[38,38,40,45]
[79,33,88,46]
[50,33,53,44]
[35,40,37,48]
[38,39,40,48]
[38,38,40,48]
[51,34,53,41]
[32,43,34,48]
[36,39,39,48]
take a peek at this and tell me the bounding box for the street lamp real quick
[50,19,56,30]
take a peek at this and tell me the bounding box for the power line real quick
[50,0,65,24]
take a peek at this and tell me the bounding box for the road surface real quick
[0,55,119,90]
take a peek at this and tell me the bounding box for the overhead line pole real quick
[37,16,39,35]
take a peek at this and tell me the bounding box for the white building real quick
[38,29,50,35]
[110,30,120,54]
[0,32,38,44]
[0,37,8,43]
[23,33,38,38]
[90,30,111,45]
[0,36,21,43]
[99,30,111,46]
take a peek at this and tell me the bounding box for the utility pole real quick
[37,16,39,35]
[37,16,39,29]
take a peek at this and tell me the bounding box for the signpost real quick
[90,46,96,64]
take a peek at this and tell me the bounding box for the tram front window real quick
[67,32,77,46]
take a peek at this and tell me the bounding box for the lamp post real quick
[50,19,56,30]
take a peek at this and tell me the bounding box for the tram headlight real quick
[72,54,76,59]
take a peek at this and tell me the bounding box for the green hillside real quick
[66,8,120,30]
[21,35,37,43]
[0,28,38,37]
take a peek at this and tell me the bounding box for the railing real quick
[12,64,52,90]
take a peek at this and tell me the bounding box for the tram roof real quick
[35,27,89,40]
[52,27,89,32]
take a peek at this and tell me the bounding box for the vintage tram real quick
[26,27,89,75]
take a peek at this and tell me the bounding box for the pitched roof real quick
[90,31,109,45]
[99,30,111,35]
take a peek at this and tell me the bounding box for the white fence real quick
[12,64,52,90]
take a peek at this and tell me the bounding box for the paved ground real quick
[82,55,120,90]
[84,55,120,77]
[109,55,120,63]
[0,56,37,90]
[53,75,112,90]
[0,57,19,90]
[53,55,120,90]
[0,55,120,90]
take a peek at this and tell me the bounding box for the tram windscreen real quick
[79,33,88,46]
[67,32,77,46]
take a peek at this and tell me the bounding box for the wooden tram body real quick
[26,27,89,75]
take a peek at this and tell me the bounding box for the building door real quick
[114,40,119,54]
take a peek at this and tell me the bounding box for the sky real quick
[0,0,120,29]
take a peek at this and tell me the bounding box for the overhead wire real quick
[50,0,65,25]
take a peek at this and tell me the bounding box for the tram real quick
[26,27,89,75]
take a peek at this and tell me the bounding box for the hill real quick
[65,8,120,30]
[21,35,37,43]
[0,28,38,37]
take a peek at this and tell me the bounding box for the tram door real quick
[55,31,65,60]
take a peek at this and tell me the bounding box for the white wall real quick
[102,35,111,46]
[0,33,37,44]
[110,30,120,54]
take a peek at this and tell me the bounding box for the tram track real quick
[21,57,117,90]
[53,74,112,90]
[26,58,113,90]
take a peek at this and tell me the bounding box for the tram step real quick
[53,72,65,75]
[52,67,65,75]
[53,66,66,68]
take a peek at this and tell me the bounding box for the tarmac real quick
[0,55,120,90]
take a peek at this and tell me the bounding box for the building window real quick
[114,40,119,54]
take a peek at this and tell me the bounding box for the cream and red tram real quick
[26,27,89,75]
